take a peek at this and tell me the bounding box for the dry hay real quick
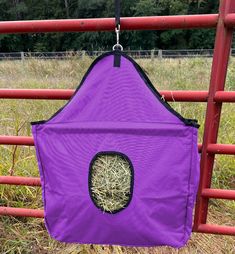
[90,154,132,213]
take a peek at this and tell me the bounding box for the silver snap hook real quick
[113,24,123,51]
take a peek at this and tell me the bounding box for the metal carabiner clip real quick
[112,24,123,51]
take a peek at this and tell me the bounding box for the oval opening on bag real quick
[89,151,134,214]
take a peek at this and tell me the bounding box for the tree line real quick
[0,0,220,52]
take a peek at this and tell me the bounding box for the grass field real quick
[0,55,234,254]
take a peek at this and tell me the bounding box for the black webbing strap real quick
[115,0,120,29]
[114,49,121,67]
[114,0,121,67]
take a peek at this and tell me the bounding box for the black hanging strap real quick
[114,49,121,67]
[113,0,121,67]
[115,0,120,29]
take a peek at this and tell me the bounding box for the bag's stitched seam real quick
[33,121,187,126]
[181,128,194,244]
[35,127,52,234]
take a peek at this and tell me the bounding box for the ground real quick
[0,55,234,253]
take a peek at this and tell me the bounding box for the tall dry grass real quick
[0,55,234,254]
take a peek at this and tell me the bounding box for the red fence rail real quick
[0,14,218,34]
[0,89,234,102]
[0,0,235,236]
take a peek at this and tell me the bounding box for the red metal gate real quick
[0,0,235,236]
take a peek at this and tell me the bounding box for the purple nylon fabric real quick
[31,52,200,248]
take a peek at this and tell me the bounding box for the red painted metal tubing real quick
[0,89,208,101]
[1,136,234,156]
[197,224,235,235]
[0,15,218,34]
[0,89,74,100]
[1,208,234,236]
[214,91,235,102]
[0,136,34,146]
[198,144,202,153]
[0,89,235,102]
[160,90,208,102]
[207,144,235,155]
[118,15,218,30]
[0,135,203,151]
[0,207,44,218]
[0,89,207,101]
[163,90,235,103]
[201,188,235,200]
[224,13,235,27]
[0,176,41,186]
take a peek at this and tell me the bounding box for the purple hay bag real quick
[31,51,200,247]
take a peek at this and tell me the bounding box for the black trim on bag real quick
[88,151,134,214]
[31,51,199,128]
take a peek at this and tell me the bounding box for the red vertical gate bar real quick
[193,0,235,230]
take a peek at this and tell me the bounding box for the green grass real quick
[0,56,234,254]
